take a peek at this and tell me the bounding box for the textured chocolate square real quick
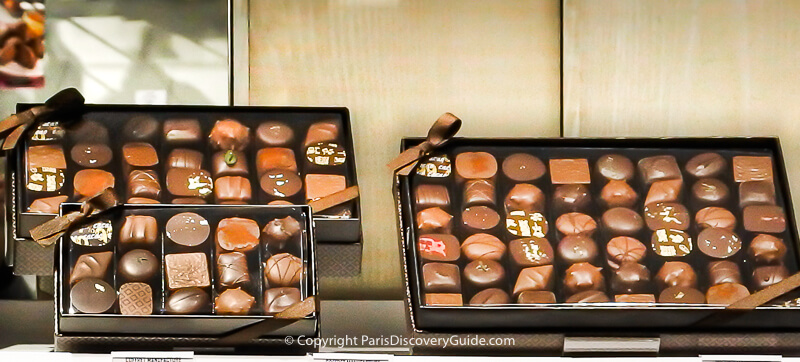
[549,159,590,184]
[305,174,346,201]
[165,253,211,290]
[638,155,681,184]
[119,215,158,245]
[119,282,153,315]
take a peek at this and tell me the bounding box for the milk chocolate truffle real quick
[165,253,211,289]
[651,228,692,257]
[611,263,651,294]
[463,179,495,206]
[708,261,741,285]
[305,174,346,201]
[262,287,301,315]
[658,287,705,304]
[596,154,634,181]
[461,233,506,261]
[70,251,112,285]
[558,235,598,264]
[606,236,646,268]
[218,252,251,287]
[752,264,789,290]
[123,115,159,142]
[556,212,597,236]
[455,152,498,180]
[166,212,210,246]
[70,278,116,314]
[422,263,461,293]
[513,265,554,296]
[656,261,697,290]
[265,253,303,287]
[257,121,294,146]
[644,203,690,230]
[706,283,750,305]
[415,184,450,209]
[615,294,656,303]
[304,121,339,146]
[119,249,158,282]
[692,178,729,205]
[257,148,298,174]
[214,176,252,202]
[644,179,682,206]
[417,207,453,234]
[215,288,255,315]
[553,184,591,213]
[261,170,303,198]
[70,143,112,168]
[212,151,249,177]
[602,207,644,236]
[209,119,251,150]
[697,227,741,259]
[119,282,153,315]
[517,291,557,304]
[73,169,115,198]
[122,142,159,170]
[506,210,549,238]
[470,288,511,305]
[128,170,161,200]
[418,234,460,262]
[733,156,773,182]
[686,152,726,178]
[566,290,610,303]
[166,287,210,314]
[564,262,604,295]
[119,215,158,246]
[263,216,302,249]
[462,206,500,231]
[502,153,546,181]
[504,183,545,212]
[69,120,109,143]
[425,293,463,306]
[28,195,68,213]
[743,205,786,233]
[164,118,202,144]
[695,206,736,230]
[600,180,638,208]
[70,220,113,247]
[739,181,776,207]
[217,217,260,252]
[168,149,203,169]
[166,168,213,198]
[549,159,591,184]
[638,155,681,185]
[509,238,554,267]
[464,259,505,289]
[749,234,787,264]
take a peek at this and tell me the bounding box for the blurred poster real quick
[0,1,44,88]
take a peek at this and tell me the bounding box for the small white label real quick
[701,355,781,362]
[135,89,168,105]
[311,352,393,362]
[111,351,193,362]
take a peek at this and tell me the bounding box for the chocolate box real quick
[396,137,800,354]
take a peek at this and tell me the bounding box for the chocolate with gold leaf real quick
[165,252,210,290]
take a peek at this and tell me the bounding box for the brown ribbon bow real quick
[30,187,119,247]
[0,88,85,151]
[386,112,461,175]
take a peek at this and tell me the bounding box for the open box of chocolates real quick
[57,203,317,337]
[397,137,800,331]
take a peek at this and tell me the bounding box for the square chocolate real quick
[119,282,153,315]
[305,174,346,201]
[168,149,203,169]
[122,143,159,169]
[165,252,211,290]
[214,176,252,202]
[733,156,773,182]
[638,155,681,184]
[212,151,249,177]
[422,262,461,293]
[549,159,590,184]
[163,118,202,144]
[257,148,298,174]
[743,205,786,233]
[740,181,776,207]
[119,215,158,246]
[415,184,450,209]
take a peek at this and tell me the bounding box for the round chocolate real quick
[118,249,158,281]
[166,287,210,314]
[748,234,787,264]
[455,152,497,180]
[706,283,750,305]
[752,264,789,290]
[265,253,303,287]
[509,237,554,267]
[124,115,160,141]
[214,288,255,315]
[70,278,116,314]
[658,286,705,304]
[504,183,545,212]
[463,259,505,289]
[708,260,742,285]
[462,206,500,231]
[564,262,604,295]
[685,152,726,178]
[257,122,294,146]
[166,212,210,247]
[566,290,610,303]
[644,202,690,230]
[73,169,115,198]
[209,119,251,151]
[601,207,644,236]
[217,217,260,252]
[692,178,730,205]
[557,235,598,264]
[553,184,591,213]
[655,261,697,290]
[556,212,597,236]
[461,233,506,261]
[651,229,693,257]
[265,287,302,315]
[502,153,546,181]
[70,143,112,168]
[697,227,741,259]
[600,180,638,208]
[260,169,302,198]
[262,216,302,250]
[469,288,511,305]
[695,207,736,230]
[606,236,646,268]
[596,154,634,181]
[611,263,651,294]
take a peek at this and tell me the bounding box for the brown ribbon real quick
[727,272,800,310]
[308,185,359,213]
[215,296,317,345]
[29,187,119,246]
[386,113,461,175]
[0,88,85,151]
